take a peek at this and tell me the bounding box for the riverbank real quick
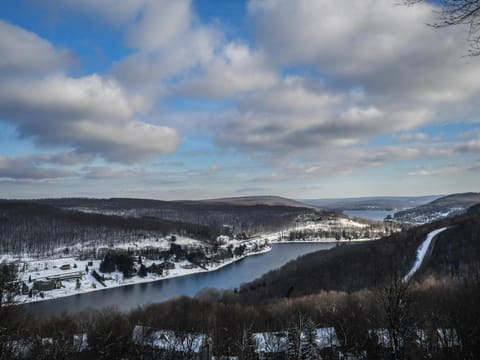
[10,244,273,306]
[8,234,381,306]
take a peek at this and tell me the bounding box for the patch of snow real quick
[403,227,448,282]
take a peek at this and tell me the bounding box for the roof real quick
[132,325,208,353]
[310,327,340,349]
[252,332,288,353]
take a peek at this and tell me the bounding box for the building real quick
[32,279,61,292]
[306,327,340,350]
[252,332,288,360]
[252,327,340,359]
[132,325,212,360]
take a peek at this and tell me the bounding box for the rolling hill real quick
[393,192,480,223]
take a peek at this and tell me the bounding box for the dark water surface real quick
[22,243,335,315]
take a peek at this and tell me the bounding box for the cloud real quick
[81,166,141,179]
[204,0,480,161]
[0,21,179,164]
[408,160,480,177]
[0,20,73,77]
[0,155,76,181]
[177,42,278,97]
[393,132,430,142]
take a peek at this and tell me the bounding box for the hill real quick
[194,195,316,209]
[34,197,320,235]
[301,195,440,211]
[393,192,480,223]
[237,210,480,303]
[0,197,323,255]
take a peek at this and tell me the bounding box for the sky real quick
[0,0,479,200]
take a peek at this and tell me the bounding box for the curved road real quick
[403,227,448,282]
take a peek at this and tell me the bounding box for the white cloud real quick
[0,20,73,76]
[0,21,179,164]
[177,42,278,97]
[0,154,76,181]
[207,0,480,159]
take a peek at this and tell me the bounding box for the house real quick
[32,279,60,292]
[148,263,163,275]
[132,325,212,360]
[162,261,176,270]
[252,332,288,359]
[46,271,84,281]
[306,327,340,350]
[252,327,340,359]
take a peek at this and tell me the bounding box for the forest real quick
[0,199,318,255]
[0,206,479,359]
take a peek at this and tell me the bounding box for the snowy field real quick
[8,237,271,305]
[3,216,388,305]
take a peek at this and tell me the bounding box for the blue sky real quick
[0,0,478,200]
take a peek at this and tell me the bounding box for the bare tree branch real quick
[405,0,480,56]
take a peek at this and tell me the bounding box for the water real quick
[21,243,335,315]
[343,209,394,221]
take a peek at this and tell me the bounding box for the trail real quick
[403,227,448,282]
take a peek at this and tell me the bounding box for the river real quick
[22,242,336,315]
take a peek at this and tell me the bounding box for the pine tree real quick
[138,264,147,277]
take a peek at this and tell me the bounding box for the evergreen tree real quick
[138,264,147,277]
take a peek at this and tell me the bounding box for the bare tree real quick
[406,0,480,55]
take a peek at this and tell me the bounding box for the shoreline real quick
[11,239,369,306]
[11,246,273,306]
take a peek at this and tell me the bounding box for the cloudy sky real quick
[0,0,479,200]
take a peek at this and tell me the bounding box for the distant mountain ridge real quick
[301,195,441,211]
[195,195,316,209]
[393,192,480,224]
[35,195,314,210]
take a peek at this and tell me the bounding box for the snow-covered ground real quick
[9,237,271,305]
[403,227,448,282]
[4,215,391,305]
[259,217,386,243]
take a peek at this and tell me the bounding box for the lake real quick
[343,209,394,221]
[22,242,336,315]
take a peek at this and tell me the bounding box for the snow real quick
[3,214,392,306]
[403,227,448,282]
[132,325,208,353]
[9,238,272,305]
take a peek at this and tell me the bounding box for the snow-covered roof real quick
[132,325,208,353]
[252,332,288,353]
[73,333,88,352]
[309,327,340,349]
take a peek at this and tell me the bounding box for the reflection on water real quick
[22,243,335,315]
